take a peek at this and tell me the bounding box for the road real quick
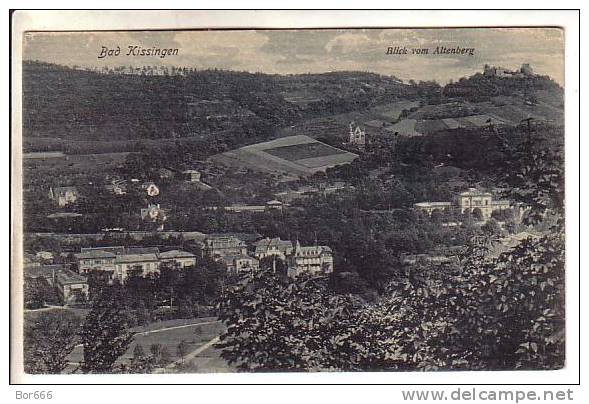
[24,305,68,313]
[155,335,221,373]
[134,320,220,337]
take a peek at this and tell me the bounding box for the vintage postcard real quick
[10,11,573,384]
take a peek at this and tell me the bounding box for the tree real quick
[133,344,145,360]
[24,311,82,374]
[471,207,483,221]
[481,218,501,238]
[177,340,190,364]
[149,343,162,363]
[217,268,362,371]
[80,286,134,373]
[126,343,156,373]
[160,347,172,365]
[24,277,48,309]
[193,325,203,341]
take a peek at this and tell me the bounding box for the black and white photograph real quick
[10,10,576,385]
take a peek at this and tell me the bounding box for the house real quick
[105,178,127,195]
[347,122,366,148]
[253,237,293,260]
[223,205,266,213]
[413,201,453,215]
[219,254,259,272]
[182,169,213,190]
[48,186,79,207]
[456,188,511,219]
[182,169,201,182]
[204,234,248,259]
[287,241,334,278]
[141,203,167,221]
[74,246,196,281]
[23,252,41,268]
[81,246,126,255]
[75,249,117,275]
[114,253,160,279]
[35,251,54,262]
[24,264,64,284]
[141,182,160,197]
[265,200,284,211]
[414,188,511,220]
[158,249,197,268]
[55,270,89,304]
[157,168,175,180]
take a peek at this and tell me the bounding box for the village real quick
[20,55,564,375]
[24,117,527,308]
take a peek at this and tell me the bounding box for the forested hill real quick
[23,61,430,143]
[443,72,563,104]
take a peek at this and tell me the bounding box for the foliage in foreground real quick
[217,133,565,372]
[217,228,563,372]
[79,287,134,373]
[24,311,82,374]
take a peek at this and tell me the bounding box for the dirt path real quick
[155,335,221,373]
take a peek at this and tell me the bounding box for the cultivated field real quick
[210,135,358,177]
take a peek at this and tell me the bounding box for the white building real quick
[55,270,89,304]
[141,203,167,222]
[48,186,79,207]
[158,249,197,268]
[204,234,248,259]
[414,188,511,220]
[75,246,196,281]
[182,169,201,182]
[347,122,366,148]
[220,254,260,272]
[75,250,117,275]
[287,241,334,278]
[253,237,293,260]
[114,253,160,279]
[141,182,160,197]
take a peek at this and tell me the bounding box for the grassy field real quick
[265,142,348,162]
[62,317,232,373]
[370,100,420,121]
[23,152,130,172]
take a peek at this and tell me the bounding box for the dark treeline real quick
[23,61,440,150]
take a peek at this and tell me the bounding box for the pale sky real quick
[23,28,564,84]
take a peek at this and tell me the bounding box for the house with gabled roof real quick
[158,249,197,268]
[287,241,334,278]
[49,186,79,207]
[74,246,196,281]
[253,237,293,260]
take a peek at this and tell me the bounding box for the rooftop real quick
[56,270,88,285]
[414,201,453,207]
[81,246,126,255]
[295,245,333,255]
[459,188,492,197]
[115,253,159,263]
[52,186,78,193]
[220,254,259,262]
[158,250,196,259]
[75,250,117,259]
